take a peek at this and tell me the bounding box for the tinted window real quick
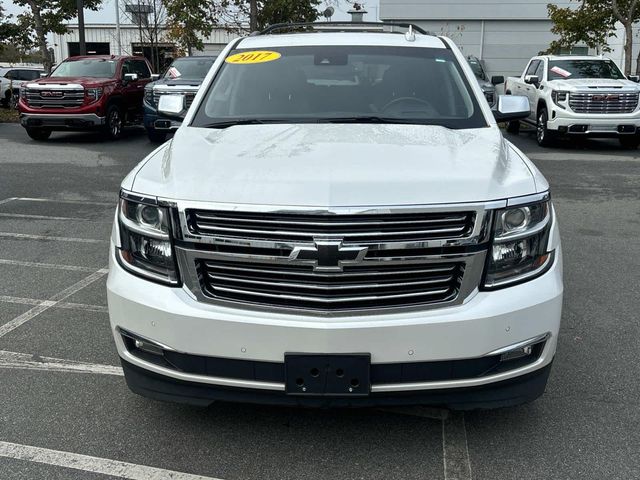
[193,46,486,129]
[467,58,486,80]
[4,69,18,80]
[51,58,117,78]
[164,57,216,79]
[19,70,42,80]
[548,59,625,80]
[525,60,540,77]
[534,61,545,80]
[132,60,151,79]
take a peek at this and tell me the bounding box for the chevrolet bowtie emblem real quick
[288,240,368,272]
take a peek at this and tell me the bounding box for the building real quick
[379,0,630,78]
[51,24,238,70]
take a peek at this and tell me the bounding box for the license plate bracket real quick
[285,353,371,396]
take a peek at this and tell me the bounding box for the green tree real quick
[12,0,103,72]
[547,0,640,74]
[254,0,320,31]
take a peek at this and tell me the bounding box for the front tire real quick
[536,108,554,147]
[146,128,167,143]
[104,105,123,140]
[619,135,640,149]
[25,127,52,141]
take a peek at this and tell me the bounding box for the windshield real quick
[192,45,486,129]
[467,58,486,80]
[165,57,216,79]
[50,58,117,78]
[548,59,625,80]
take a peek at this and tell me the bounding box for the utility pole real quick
[249,0,257,31]
[115,0,122,55]
[77,0,87,55]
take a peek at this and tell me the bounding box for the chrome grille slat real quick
[569,92,638,114]
[24,88,85,108]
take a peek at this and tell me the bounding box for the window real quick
[548,59,625,80]
[4,69,17,80]
[18,70,42,81]
[192,45,486,130]
[534,61,545,81]
[132,60,151,79]
[164,57,216,80]
[50,58,117,78]
[525,60,540,77]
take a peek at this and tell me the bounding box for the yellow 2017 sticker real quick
[225,50,281,65]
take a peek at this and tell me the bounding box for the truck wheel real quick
[25,128,52,141]
[104,105,123,140]
[506,121,520,134]
[146,128,167,143]
[536,108,554,147]
[619,135,640,149]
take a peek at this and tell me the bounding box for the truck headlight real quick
[484,199,554,288]
[551,90,569,108]
[86,87,103,103]
[116,194,179,285]
[144,89,156,107]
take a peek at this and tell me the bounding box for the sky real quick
[3,0,380,25]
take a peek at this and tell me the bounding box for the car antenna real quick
[405,24,415,42]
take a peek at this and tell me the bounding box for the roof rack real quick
[255,21,430,36]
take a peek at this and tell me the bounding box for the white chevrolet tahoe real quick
[107,23,563,409]
[505,55,640,147]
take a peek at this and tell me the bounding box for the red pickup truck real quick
[18,55,154,141]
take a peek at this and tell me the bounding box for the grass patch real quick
[0,108,19,123]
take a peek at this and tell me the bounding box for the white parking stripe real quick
[0,350,123,376]
[0,295,107,313]
[0,197,17,205]
[14,197,114,206]
[0,441,222,480]
[0,232,107,243]
[442,412,472,480]
[0,258,102,273]
[0,212,112,222]
[0,268,107,338]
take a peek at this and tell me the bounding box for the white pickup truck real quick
[504,55,640,147]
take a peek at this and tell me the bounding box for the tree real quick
[254,0,320,30]
[12,0,103,72]
[547,0,640,74]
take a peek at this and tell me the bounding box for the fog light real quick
[133,339,164,356]
[500,345,533,362]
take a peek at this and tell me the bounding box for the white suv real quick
[107,23,563,409]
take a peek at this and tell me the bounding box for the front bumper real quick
[20,112,105,129]
[107,241,563,407]
[143,104,183,131]
[546,110,640,136]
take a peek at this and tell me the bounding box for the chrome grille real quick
[186,210,476,243]
[24,88,84,108]
[197,259,464,311]
[569,92,638,114]
[152,90,197,109]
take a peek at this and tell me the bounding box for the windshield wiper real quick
[201,119,268,129]
[321,116,435,125]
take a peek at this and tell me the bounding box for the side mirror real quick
[491,75,504,85]
[123,73,138,83]
[493,95,530,123]
[628,75,639,83]
[151,73,160,81]
[158,94,185,116]
[524,75,540,86]
[40,73,48,78]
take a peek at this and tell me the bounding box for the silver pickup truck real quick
[505,55,640,147]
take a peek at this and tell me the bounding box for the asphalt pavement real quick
[0,122,639,479]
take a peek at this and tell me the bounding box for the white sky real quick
[3,0,380,25]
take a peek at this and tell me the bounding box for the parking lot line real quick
[0,441,222,480]
[14,197,114,206]
[0,350,123,376]
[0,259,104,273]
[0,268,107,338]
[0,295,107,313]
[0,212,112,222]
[0,232,107,243]
[0,198,17,206]
[442,412,472,480]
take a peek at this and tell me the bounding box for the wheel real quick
[619,135,640,149]
[25,127,52,141]
[104,104,123,140]
[9,90,19,110]
[506,120,520,134]
[536,108,554,147]
[146,128,167,143]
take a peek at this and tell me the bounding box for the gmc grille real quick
[569,92,639,114]
[24,88,84,108]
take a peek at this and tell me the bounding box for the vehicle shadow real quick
[42,126,147,144]
[505,126,637,152]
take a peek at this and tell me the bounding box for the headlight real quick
[86,87,103,103]
[551,90,568,108]
[484,198,554,288]
[116,193,179,285]
[144,89,156,107]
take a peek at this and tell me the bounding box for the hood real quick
[33,76,115,87]
[150,77,203,88]
[129,124,537,207]
[547,77,640,92]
